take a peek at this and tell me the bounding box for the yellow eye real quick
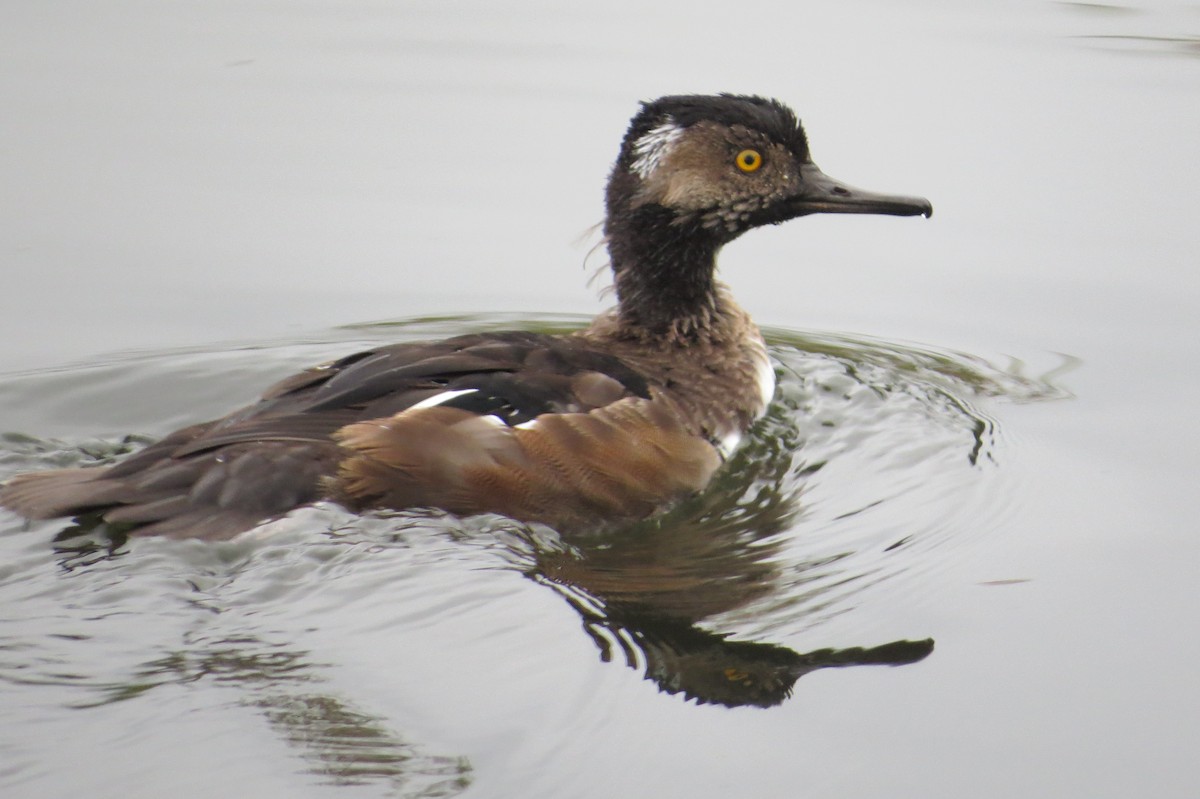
[735,149,763,173]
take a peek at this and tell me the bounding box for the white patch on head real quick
[514,419,540,431]
[408,388,478,411]
[631,119,683,179]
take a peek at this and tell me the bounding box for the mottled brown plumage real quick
[1,94,931,539]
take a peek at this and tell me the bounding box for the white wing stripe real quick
[408,388,479,411]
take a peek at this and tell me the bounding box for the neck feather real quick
[605,204,727,342]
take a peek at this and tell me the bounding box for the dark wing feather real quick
[1,332,659,539]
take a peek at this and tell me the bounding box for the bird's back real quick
[1,328,759,538]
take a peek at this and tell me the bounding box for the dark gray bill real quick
[788,161,933,218]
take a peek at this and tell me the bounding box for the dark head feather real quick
[620,94,810,167]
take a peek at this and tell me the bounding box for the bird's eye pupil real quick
[736,149,762,172]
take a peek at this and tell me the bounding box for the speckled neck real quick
[609,216,723,339]
[603,165,731,344]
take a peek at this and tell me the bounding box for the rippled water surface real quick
[0,318,1063,793]
[2,1,1198,797]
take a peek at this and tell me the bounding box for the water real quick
[0,320,1058,791]
[2,2,1198,798]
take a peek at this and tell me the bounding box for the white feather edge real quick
[407,388,478,410]
[631,119,683,179]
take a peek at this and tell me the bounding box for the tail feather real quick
[0,468,125,520]
[1,441,341,540]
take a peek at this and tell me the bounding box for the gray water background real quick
[2,1,1198,797]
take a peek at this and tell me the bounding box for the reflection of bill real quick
[540,569,932,708]
[593,617,932,709]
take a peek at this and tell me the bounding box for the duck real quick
[0,94,932,540]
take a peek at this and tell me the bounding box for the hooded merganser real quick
[1,94,931,540]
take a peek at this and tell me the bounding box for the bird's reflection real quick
[44,396,935,710]
[508,416,934,708]
[525,525,932,708]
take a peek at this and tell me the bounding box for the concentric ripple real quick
[0,314,1070,785]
